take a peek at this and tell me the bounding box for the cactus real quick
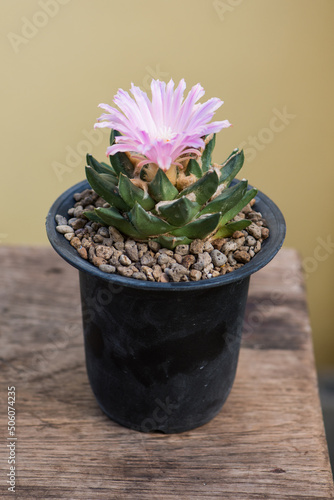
[84,130,257,249]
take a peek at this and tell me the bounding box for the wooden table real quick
[0,246,333,499]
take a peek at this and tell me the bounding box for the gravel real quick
[56,225,74,234]
[211,249,228,267]
[55,187,269,282]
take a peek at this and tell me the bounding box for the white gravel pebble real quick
[55,214,67,226]
[119,254,132,266]
[56,225,74,234]
[211,249,227,267]
[99,264,116,273]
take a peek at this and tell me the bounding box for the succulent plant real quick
[84,130,257,249]
[83,79,257,249]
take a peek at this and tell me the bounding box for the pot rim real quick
[46,179,286,291]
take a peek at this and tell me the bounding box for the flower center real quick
[154,125,174,143]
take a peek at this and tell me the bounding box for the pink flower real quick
[95,79,231,172]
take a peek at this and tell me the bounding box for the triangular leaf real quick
[118,174,155,210]
[220,187,258,226]
[98,173,118,186]
[198,180,248,217]
[108,129,135,178]
[85,166,129,212]
[101,161,113,169]
[185,159,202,178]
[109,129,117,146]
[178,170,219,206]
[213,219,251,238]
[220,149,244,186]
[154,235,192,250]
[83,210,107,225]
[95,207,141,239]
[223,148,239,163]
[171,213,220,239]
[149,168,178,202]
[157,197,200,227]
[86,154,117,178]
[201,134,216,172]
[129,202,175,237]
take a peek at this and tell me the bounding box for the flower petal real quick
[95,79,230,171]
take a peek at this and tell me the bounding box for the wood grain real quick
[0,246,333,499]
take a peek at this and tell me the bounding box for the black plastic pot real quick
[46,180,285,433]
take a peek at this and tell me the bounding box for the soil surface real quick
[55,188,269,282]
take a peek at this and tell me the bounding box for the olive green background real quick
[1,0,333,367]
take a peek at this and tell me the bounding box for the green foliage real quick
[148,169,178,202]
[154,235,192,248]
[84,130,258,249]
[219,188,258,227]
[157,197,200,227]
[129,202,174,237]
[178,170,219,205]
[108,130,135,177]
[95,207,141,239]
[220,149,244,185]
[85,166,129,211]
[201,134,216,173]
[118,174,155,210]
[185,159,202,178]
[171,213,221,239]
[198,180,248,217]
[84,210,107,225]
[86,154,117,178]
[214,220,252,238]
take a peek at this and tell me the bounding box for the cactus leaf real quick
[213,219,251,238]
[220,187,258,226]
[95,207,141,238]
[178,170,219,206]
[185,158,202,178]
[101,161,113,169]
[85,166,130,212]
[157,197,200,227]
[109,129,116,145]
[118,173,155,210]
[201,133,216,172]
[149,168,179,202]
[223,147,239,162]
[86,154,117,178]
[108,129,135,178]
[154,235,192,250]
[109,151,135,178]
[220,149,244,185]
[171,213,220,239]
[83,210,107,225]
[198,180,248,216]
[129,202,175,237]
[98,173,118,186]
